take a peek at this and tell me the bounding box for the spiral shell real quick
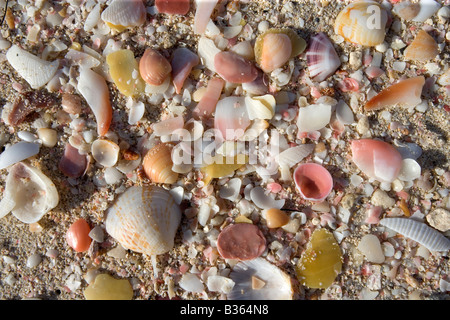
[142,142,179,184]
[105,186,182,256]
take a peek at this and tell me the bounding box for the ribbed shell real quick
[380,218,450,252]
[306,33,341,82]
[142,142,178,184]
[105,186,182,256]
[101,0,146,28]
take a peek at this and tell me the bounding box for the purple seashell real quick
[306,32,341,82]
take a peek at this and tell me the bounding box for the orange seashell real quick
[265,208,290,228]
[139,48,172,86]
[66,218,92,252]
[365,76,425,111]
[155,0,190,15]
[258,33,292,73]
[142,142,178,184]
[404,30,439,62]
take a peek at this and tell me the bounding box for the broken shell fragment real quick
[296,103,332,133]
[404,30,439,62]
[351,139,403,183]
[250,186,285,210]
[142,142,178,184]
[0,141,40,170]
[107,49,145,96]
[6,45,59,89]
[214,96,250,140]
[171,47,199,94]
[245,94,276,120]
[91,139,120,167]
[101,0,146,32]
[228,258,293,300]
[84,274,133,300]
[156,0,190,15]
[214,51,258,84]
[192,77,225,118]
[105,185,182,255]
[139,48,172,86]
[306,32,341,82]
[217,223,266,260]
[334,0,388,46]
[59,143,88,178]
[0,162,59,224]
[293,163,333,202]
[365,76,425,111]
[264,208,290,228]
[193,0,219,34]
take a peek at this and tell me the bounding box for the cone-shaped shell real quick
[306,33,341,82]
[334,0,388,46]
[139,48,172,86]
[404,30,439,62]
[293,163,333,202]
[365,76,425,111]
[142,142,178,184]
[105,186,182,256]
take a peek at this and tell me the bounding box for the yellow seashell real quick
[84,274,133,300]
[142,142,179,184]
[200,155,248,185]
[106,49,145,97]
[334,0,388,47]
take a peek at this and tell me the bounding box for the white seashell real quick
[126,98,145,125]
[296,103,332,133]
[228,257,293,300]
[145,76,171,94]
[0,162,59,223]
[245,95,276,120]
[438,69,450,86]
[398,158,421,182]
[91,139,120,167]
[104,167,124,185]
[214,96,251,140]
[6,45,59,89]
[219,178,242,202]
[250,186,285,210]
[412,0,441,22]
[105,186,182,255]
[169,186,184,205]
[239,119,269,142]
[101,0,146,29]
[357,234,385,263]
[179,273,204,293]
[207,275,235,294]
[276,144,315,168]
[197,37,221,72]
[84,3,102,32]
[380,218,450,252]
[17,131,39,143]
[335,100,354,125]
[65,49,101,69]
[193,0,219,35]
[0,142,40,170]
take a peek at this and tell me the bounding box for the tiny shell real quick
[105,186,182,255]
[404,30,439,62]
[250,186,285,210]
[293,163,333,202]
[365,76,425,111]
[264,208,290,228]
[306,32,341,82]
[0,142,40,170]
[398,158,421,182]
[334,0,388,46]
[214,51,258,84]
[276,144,315,168]
[156,0,190,15]
[6,45,59,89]
[217,223,266,260]
[380,218,450,252]
[296,103,332,133]
[171,47,199,94]
[412,0,442,22]
[101,0,146,31]
[245,94,276,120]
[152,116,184,137]
[142,142,178,184]
[228,258,293,300]
[91,139,120,167]
[357,234,385,263]
[59,143,88,178]
[197,37,221,73]
[37,128,57,148]
[393,1,421,20]
[61,93,82,115]
[66,218,92,253]
[107,49,145,96]
[139,48,172,86]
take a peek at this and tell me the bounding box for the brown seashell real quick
[217,223,266,260]
[214,51,258,83]
[61,93,82,115]
[265,208,290,228]
[59,143,89,178]
[8,91,56,126]
[142,142,178,184]
[139,48,172,86]
[404,30,439,62]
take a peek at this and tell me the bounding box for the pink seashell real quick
[242,69,269,95]
[193,0,218,34]
[58,143,88,178]
[293,163,333,202]
[214,51,258,84]
[155,0,190,15]
[171,47,200,94]
[338,78,360,92]
[139,48,172,86]
[365,66,385,79]
[214,96,250,140]
[267,182,282,193]
[259,33,292,73]
[365,205,383,224]
[351,139,403,183]
[306,32,341,82]
[192,77,225,118]
[216,223,266,260]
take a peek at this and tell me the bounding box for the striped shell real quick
[380,218,450,252]
[105,186,182,256]
[142,142,179,184]
[306,33,341,82]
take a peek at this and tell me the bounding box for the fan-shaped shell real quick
[404,30,439,62]
[306,33,341,82]
[334,0,388,46]
[105,186,182,256]
[142,142,179,184]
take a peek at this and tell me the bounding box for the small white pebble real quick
[393,61,406,72]
[26,253,42,268]
[37,128,57,147]
[257,21,269,33]
[89,225,105,242]
[357,234,385,263]
[5,274,17,286]
[375,42,388,53]
[3,256,16,264]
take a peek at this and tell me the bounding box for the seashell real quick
[107,49,145,97]
[412,0,442,22]
[142,142,178,184]
[217,223,266,260]
[214,51,258,84]
[228,258,293,300]
[61,93,82,115]
[105,185,182,255]
[250,186,285,210]
[6,45,59,89]
[155,0,190,15]
[276,144,315,168]
[365,76,425,111]
[37,128,57,148]
[219,177,242,202]
[393,1,421,20]
[200,155,247,185]
[0,162,59,223]
[65,49,101,69]
[293,163,333,202]
[438,68,450,86]
[398,158,421,182]
[193,0,219,34]
[192,77,225,118]
[66,218,92,253]
[126,98,145,125]
[152,116,184,137]
[91,139,120,167]
[84,274,133,300]
[380,218,450,252]
[306,32,341,82]
[77,67,112,136]
[214,96,250,140]
[101,0,146,31]
[59,143,89,178]
[229,40,255,61]
[242,69,269,96]
[296,228,342,289]
[296,103,332,133]
[197,36,221,73]
[245,94,275,120]
[254,28,306,73]
[351,139,403,183]
[335,99,354,125]
[357,234,385,263]
[180,119,204,142]
[0,141,40,170]
[334,0,388,47]
[239,119,269,142]
[139,48,172,86]
[263,208,290,228]
[7,90,56,126]
[171,47,199,94]
[404,30,439,62]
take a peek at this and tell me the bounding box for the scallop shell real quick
[105,185,182,256]
[334,0,388,46]
[0,141,40,170]
[306,33,341,82]
[101,0,146,31]
[293,163,333,202]
[6,45,59,89]
[380,218,450,252]
[404,30,439,62]
[139,48,172,86]
[91,139,120,167]
[0,162,59,223]
[227,258,293,300]
[142,142,179,184]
